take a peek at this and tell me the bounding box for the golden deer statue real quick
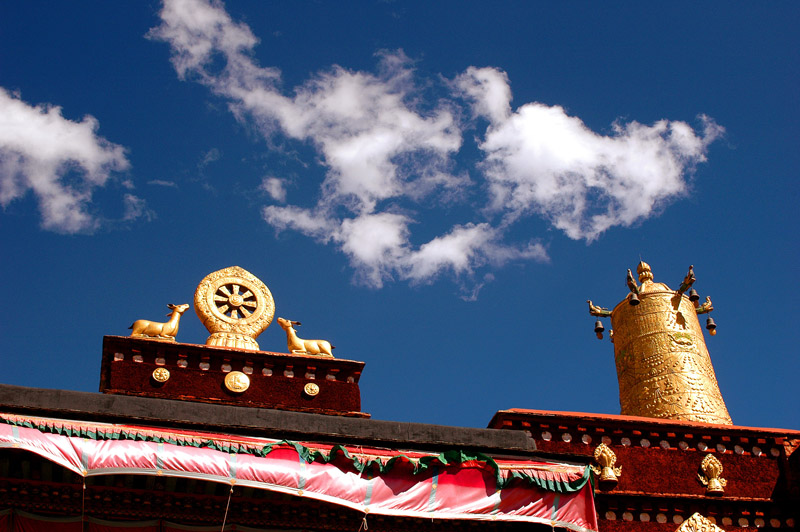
[129,303,190,341]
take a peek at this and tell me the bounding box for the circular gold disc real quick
[224,371,250,393]
[194,266,275,350]
[303,382,320,397]
[152,368,170,383]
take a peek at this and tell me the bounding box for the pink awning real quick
[0,413,597,531]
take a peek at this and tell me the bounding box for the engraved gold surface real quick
[697,454,727,495]
[675,513,723,532]
[194,266,274,350]
[152,367,170,382]
[303,382,320,396]
[610,263,731,424]
[224,371,250,393]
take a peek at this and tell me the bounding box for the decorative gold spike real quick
[587,300,611,317]
[696,296,714,315]
[676,513,723,532]
[626,269,640,294]
[590,443,621,489]
[697,454,727,495]
[678,265,696,295]
[637,261,653,283]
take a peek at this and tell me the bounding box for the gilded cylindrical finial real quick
[609,263,732,424]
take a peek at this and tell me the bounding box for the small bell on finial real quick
[689,288,700,304]
[706,316,717,336]
[629,292,640,306]
[594,320,605,340]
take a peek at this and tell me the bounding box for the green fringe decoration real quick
[1,415,589,492]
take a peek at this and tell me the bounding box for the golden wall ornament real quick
[194,266,275,351]
[591,443,621,488]
[675,513,723,532]
[224,371,250,393]
[129,303,190,342]
[697,454,727,495]
[588,261,732,425]
[152,368,170,383]
[304,382,320,397]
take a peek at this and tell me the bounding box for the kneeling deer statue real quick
[277,317,334,357]
[129,303,190,341]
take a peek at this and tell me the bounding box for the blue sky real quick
[1,2,797,430]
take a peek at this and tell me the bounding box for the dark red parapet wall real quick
[489,409,800,532]
[100,336,367,417]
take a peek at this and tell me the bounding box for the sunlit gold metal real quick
[224,371,250,393]
[194,266,275,351]
[152,367,170,382]
[590,443,621,488]
[697,454,727,495]
[303,382,320,396]
[277,317,334,357]
[590,261,731,424]
[696,296,713,315]
[677,265,696,295]
[587,300,611,317]
[129,303,190,342]
[676,513,723,532]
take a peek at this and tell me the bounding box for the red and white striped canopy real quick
[1,413,597,531]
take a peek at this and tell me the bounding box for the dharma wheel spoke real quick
[242,300,257,308]
[213,295,227,302]
[232,284,241,295]
[240,307,251,317]
[218,304,229,314]
[231,309,239,319]
[219,285,231,297]
[242,290,253,299]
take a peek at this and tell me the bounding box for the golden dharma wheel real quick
[610,263,731,424]
[194,266,275,351]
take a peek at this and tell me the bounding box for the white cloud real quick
[152,1,721,292]
[122,194,155,222]
[0,88,132,233]
[405,223,548,283]
[457,67,723,241]
[262,205,547,289]
[198,147,221,169]
[147,179,178,188]
[150,1,461,216]
[260,176,287,202]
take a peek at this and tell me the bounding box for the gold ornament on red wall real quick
[697,454,727,495]
[224,371,251,393]
[675,513,723,532]
[590,443,621,489]
[194,266,275,351]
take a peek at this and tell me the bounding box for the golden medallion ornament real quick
[303,382,320,397]
[194,266,275,351]
[697,454,726,495]
[152,368,170,383]
[224,371,250,393]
